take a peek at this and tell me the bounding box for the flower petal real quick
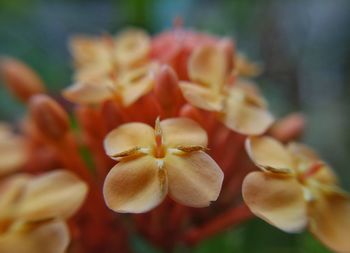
[0,174,30,219]
[235,53,262,77]
[104,122,155,159]
[188,45,228,89]
[309,192,350,253]
[119,64,157,107]
[103,155,167,213]
[165,152,223,207]
[0,220,69,253]
[62,81,113,105]
[16,170,88,221]
[69,35,110,68]
[0,136,27,175]
[115,29,150,67]
[246,137,295,174]
[233,79,267,108]
[223,91,274,135]
[242,171,307,233]
[160,117,208,148]
[179,81,223,111]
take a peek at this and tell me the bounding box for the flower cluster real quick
[0,25,348,253]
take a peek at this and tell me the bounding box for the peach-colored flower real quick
[0,170,88,253]
[70,29,150,81]
[0,123,27,176]
[242,136,350,253]
[103,117,224,213]
[179,45,274,135]
[63,29,158,107]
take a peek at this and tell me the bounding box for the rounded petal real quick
[0,136,27,175]
[69,35,110,68]
[309,192,350,253]
[223,91,274,135]
[115,29,150,67]
[160,117,208,148]
[242,171,307,233]
[0,220,69,253]
[16,170,88,221]
[104,122,155,158]
[246,137,295,174]
[188,45,228,89]
[119,64,157,107]
[62,81,113,105]
[233,79,267,108]
[0,174,30,219]
[165,152,224,208]
[179,81,223,111]
[103,155,167,213]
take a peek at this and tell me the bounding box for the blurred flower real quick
[64,29,159,107]
[103,117,223,213]
[0,170,88,253]
[242,136,350,252]
[179,45,274,135]
[0,123,27,175]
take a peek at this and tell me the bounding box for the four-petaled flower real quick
[0,170,88,253]
[179,44,274,135]
[242,136,350,253]
[103,117,224,213]
[63,29,159,107]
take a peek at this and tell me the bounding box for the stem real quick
[183,203,253,246]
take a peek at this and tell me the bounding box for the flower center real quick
[154,117,166,158]
[298,161,323,183]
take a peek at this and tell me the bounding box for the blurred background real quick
[1,0,350,252]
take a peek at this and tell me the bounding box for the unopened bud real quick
[154,65,182,115]
[29,94,70,140]
[268,113,305,143]
[0,57,46,102]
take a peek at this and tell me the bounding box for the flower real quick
[179,44,274,135]
[63,29,159,107]
[0,170,88,253]
[103,117,224,213]
[0,123,27,175]
[242,136,350,253]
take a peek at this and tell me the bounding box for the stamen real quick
[154,117,162,147]
[154,117,165,158]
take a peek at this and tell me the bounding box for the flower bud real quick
[29,95,70,140]
[0,57,46,102]
[268,113,305,142]
[154,65,182,115]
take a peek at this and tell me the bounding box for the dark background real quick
[1,0,350,252]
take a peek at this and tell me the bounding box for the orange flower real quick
[0,170,88,253]
[103,117,224,213]
[63,29,158,107]
[179,45,274,135]
[242,136,350,252]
